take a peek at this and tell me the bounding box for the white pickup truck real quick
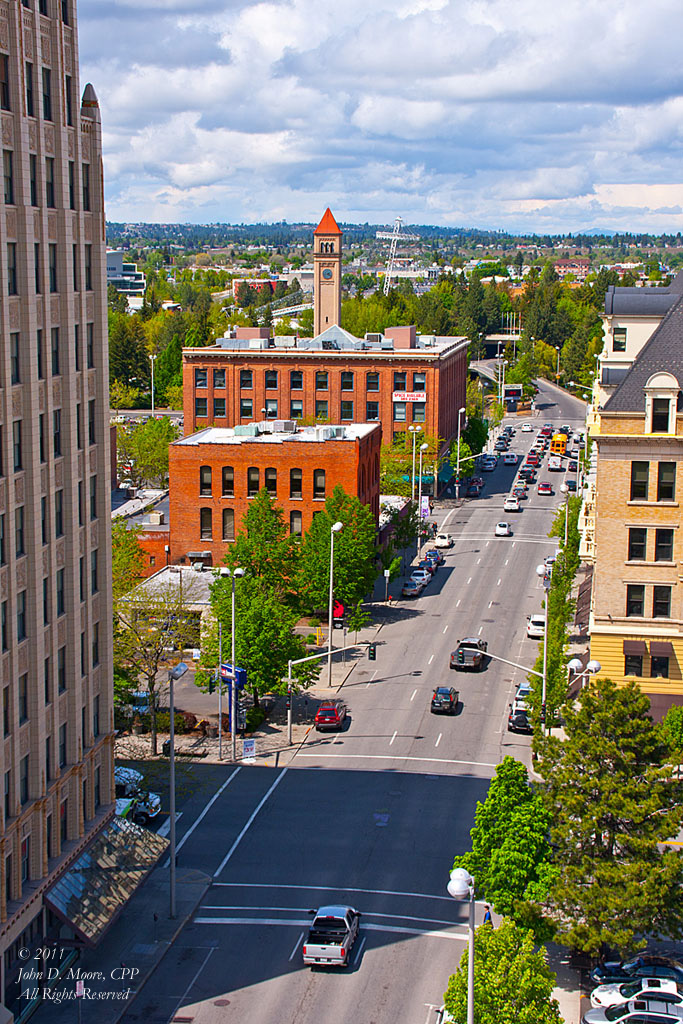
[302,905,361,967]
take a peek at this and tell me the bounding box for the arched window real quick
[265,467,277,496]
[247,467,259,497]
[200,507,212,540]
[290,467,302,499]
[199,465,212,497]
[290,510,302,536]
[222,466,234,497]
[222,508,235,541]
[313,468,326,499]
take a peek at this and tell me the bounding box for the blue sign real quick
[220,664,247,689]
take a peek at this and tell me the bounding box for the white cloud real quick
[78,0,683,230]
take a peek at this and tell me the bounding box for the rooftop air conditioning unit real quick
[192,562,205,572]
[148,511,165,526]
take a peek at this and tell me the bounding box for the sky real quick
[78,0,683,233]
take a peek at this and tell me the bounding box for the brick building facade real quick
[169,422,381,566]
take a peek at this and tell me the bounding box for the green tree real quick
[109,314,150,387]
[538,678,683,956]
[108,283,128,313]
[462,415,488,455]
[117,416,179,488]
[223,488,299,597]
[298,486,377,612]
[110,380,140,415]
[166,384,184,411]
[154,334,183,401]
[661,705,683,765]
[298,308,314,335]
[444,919,562,1024]
[111,521,146,602]
[453,757,555,930]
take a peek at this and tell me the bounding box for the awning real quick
[623,640,647,655]
[650,640,674,657]
[45,815,169,947]
[647,694,683,724]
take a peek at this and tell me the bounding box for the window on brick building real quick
[240,398,253,418]
[222,509,234,542]
[199,465,212,497]
[247,467,259,497]
[213,369,225,389]
[655,528,674,562]
[222,466,234,496]
[265,399,277,418]
[290,468,302,499]
[366,402,379,421]
[393,401,406,422]
[195,398,207,418]
[653,585,672,618]
[412,402,426,423]
[651,398,671,432]
[290,370,303,390]
[316,371,328,391]
[626,584,644,617]
[195,368,207,388]
[265,468,277,496]
[413,372,426,391]
[630,461,649,500]
[657,462,676,502]
[627,527,646,561]
[15,507,25,557]
[366,371,379,392]
[213,398,226,418]
[265,370,278,390]
[240,370,252,389]
[393,371,406,390]
[315,400,328,419]
[341,401,353,420]
[200,508,212,540]
[313,469,326,499]
[290,510,302,536]
[341,371,354,391]
[290,400,303,419]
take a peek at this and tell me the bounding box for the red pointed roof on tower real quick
[314,207,342,235]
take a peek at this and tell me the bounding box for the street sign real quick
[243,738,255,762]
[220,664,247,688]
[383,569,391,577]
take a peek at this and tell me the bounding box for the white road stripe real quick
[488,600,493,609]
[456,599,461,607]
[157,812,181,838]
[353,936,367,964]
[169,946,215,1021]
[476,558,481,564]
[467,577,472,584]
[214,881,491,905]
[213,768,288,878]
[410,689,417,701]
[435,733,442,748]
[478,625,483,635]
[428,654,434,664]
[296,753,496,768]
[288,932,304,961]
[505,558,509,565]
[390,730,397,745]
[442,625,448,633]
[497,578,502,586]
[193,917,469,941]
[163,767,241,868]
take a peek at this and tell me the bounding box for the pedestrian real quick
[429,499,434,514]
[483,904,493,926]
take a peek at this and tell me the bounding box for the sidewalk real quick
[31,866,211,1024]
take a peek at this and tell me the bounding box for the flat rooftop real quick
[173,422,379,447]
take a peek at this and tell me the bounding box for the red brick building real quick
[168,422,381,566]
[182,323,468,453]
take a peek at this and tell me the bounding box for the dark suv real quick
[314,700,347,731]
[431,687,459,714]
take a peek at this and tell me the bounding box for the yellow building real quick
[590,294,683,717]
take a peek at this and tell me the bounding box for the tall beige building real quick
[313,207,342,336]
[0,1,114,1016]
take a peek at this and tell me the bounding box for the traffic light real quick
[457,648,465,664]
[368,644,377,661]
[208,672,217,694]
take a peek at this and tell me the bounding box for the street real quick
[118,381,587,1024]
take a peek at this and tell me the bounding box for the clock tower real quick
[313,207,343,336]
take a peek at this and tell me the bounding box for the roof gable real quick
[605,292,683,413]
[314,207,342,235]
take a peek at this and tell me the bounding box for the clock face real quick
[322,268,333,280]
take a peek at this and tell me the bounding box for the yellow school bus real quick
[550,433,567,456]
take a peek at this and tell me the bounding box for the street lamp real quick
[560,482,569,547]
[218,567,245,761]
[168,660,189,919]
[149,353,157,415]
[501,359,508,406]
[568,658,601,689]
[447,868,475,1024]
[327,521,343,687]
[417,442,429,555]
[408,425,422,500]
[536,563,551,733]
[555,346,561,381]
[455,406,466,500]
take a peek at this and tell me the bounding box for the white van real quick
[548,456,563,471]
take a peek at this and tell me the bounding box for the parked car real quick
[503,497,520,513]
[591,978,681,1010]
[507,708,533,734]
[467,483,482,498]
[418,558,437,575]
[411,569,432,586]
[402,580,424,598]
[582,998,683,1024]
[521,422,533,432]
[431,686,459,714]
[314,700,347,731]
[495,522,512,537]
[435,532,454,549]
[538,482,553,495]
[527,613,545,639]
[425,547,445,566]
[591,956,683,988]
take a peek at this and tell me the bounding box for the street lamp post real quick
[560,482,569,547]
[230,568,244,761]
[417,443,428,556]
[501,360,508,406]
[536,563,551,733]
[555,346,561,381]
[448,868,475,1024]
[168,661,189,919]
[327,521,343,687]
[568,657,601,689]
[455,406,466,500]
[409,425,422,500]
[150,353,157,415]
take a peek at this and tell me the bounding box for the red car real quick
[538,482,553,495]
[315,700,347,731]
[526,452,539,466]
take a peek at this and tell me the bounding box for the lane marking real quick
[435,733,442,748]
[169,947,215,1021]
[353,936,367,964]
[296,753,496,768]
[366,668,378,689]
[467,577,472,584]
[456,599,461,607]
[410,689,418,701]
[505,558,509,566]
[485,540,490,547]
[194,917,469,941]
[204,906,467,929]
[497,578,502,586]
[442,625,448,633]
[213,768,288,878]
[428,654,434,665]
[158,811,182,838]
[163,767,241,868]
[389,730,397,745]
[288,931,304,961]
[478,625,483,635]
[488,601,493,609]
[476,558,481,564]
[213,882,491,906]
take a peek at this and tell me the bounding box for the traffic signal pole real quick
[287,643,376,744]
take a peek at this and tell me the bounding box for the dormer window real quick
[644,372,679,434]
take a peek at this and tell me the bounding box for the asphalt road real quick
[119,380,587,1024]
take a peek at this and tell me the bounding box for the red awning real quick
[623,640,647,655]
